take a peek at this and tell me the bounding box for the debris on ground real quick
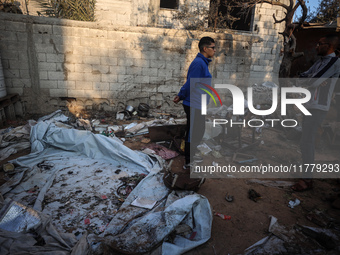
[244,216,340,254]
[0,110,213,254]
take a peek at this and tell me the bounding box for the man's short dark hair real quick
[199,37,215,52]
[324,34,339,49]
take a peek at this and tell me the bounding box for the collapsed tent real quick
[0,112,212,254]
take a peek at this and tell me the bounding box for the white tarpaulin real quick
[0,112,212,255]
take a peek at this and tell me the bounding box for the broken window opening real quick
[209,0,253,31]
[160,0,179,10]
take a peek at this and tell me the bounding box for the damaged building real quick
[0,0,287,116]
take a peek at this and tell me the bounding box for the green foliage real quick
[308,0,339,23]
[172,4,210,30]
[49,0,96,21]
[0,0,23,14]
[172,0,250,32]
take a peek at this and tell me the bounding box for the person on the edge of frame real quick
[292,34,340,191]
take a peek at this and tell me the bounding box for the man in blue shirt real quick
[173,37,216,170]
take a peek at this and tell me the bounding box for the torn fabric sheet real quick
[0,198,78,255]
[0,124,32,161]
[0,113,212,254]
[101,171,212,255]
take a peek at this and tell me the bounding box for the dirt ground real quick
[1,110,340,255]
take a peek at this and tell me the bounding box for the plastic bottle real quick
[214,212,231,220]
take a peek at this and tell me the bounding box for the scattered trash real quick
[212,150,223,158]
[108,125,120,132]
[0,199,41,232]
[116,112,125,120]
[225,193,234,202]
[142,143,179,160]
[137,103,150,117]
[2,163,15,172]
[214,212,231,220]
[288,198,300,208]
[76,118,92,131]
[189,231,197,240]
[94,124,108,132]
[125,105,134,113]
[116,174,146,199]
[197,143,212,155]
[233,153,258,164]
[0,111,214,255]
[248,189,261,202]
[141,138,151,143]
[131,197,157,209]
[244,216,340,254]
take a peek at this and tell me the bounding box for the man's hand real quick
[173,96,180,104]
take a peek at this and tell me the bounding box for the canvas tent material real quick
[0,111,212,254]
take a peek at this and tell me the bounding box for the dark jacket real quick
[177,53,212,109]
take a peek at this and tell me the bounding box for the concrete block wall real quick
[0,12,283,116]
[95,0,133,26]
[250,0,289,81]
[94,0,210,28]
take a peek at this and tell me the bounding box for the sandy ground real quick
[1,112,340,255]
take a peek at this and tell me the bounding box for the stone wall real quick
[0,4,286,115]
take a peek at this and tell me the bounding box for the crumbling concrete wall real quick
[0,5,285,116]
[94,0,210,28]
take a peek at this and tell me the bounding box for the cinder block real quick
[76,81,93,90]
[91,47,109,56]
[0,108,5,127]
[101,74,118,83]
[14,101,24,117]
[75,64,92,73]
[134,75,149,84]
[50,35,63,46]
[80,37,99,47]
[110,66,126,75]
[58,80,75,89]
[19,69,30,79]
[94,82,109,91]
[150,60,165,69]
[92,65,109,74]
[50,89,68,97]
[134,59,150,67]
[72,27,90,37]
[40,80,58,89]
[127,67,142,75]
[33,24,52,34]
[118,74,134,83]
[73,46,91,55]
[84,73,101,82]
[158,69,173,77]
[46,53,64,63]
[100,57,118,66]
[48,71,65,80]
[142,67,158,76]
[4,104,15,120]
[68,89,85,97]
[118,58,134,67]
[83,56,101,65]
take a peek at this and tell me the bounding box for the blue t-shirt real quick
[177,53,212,109]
